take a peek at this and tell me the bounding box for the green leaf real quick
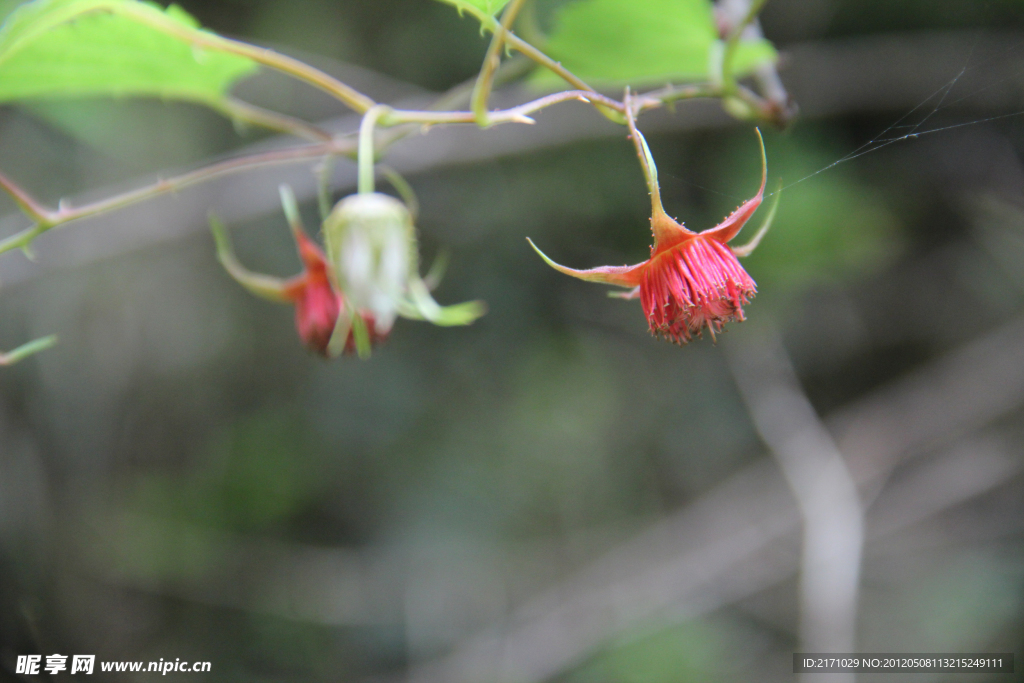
[434,0,512,17]
[0,0,257,104]
[541,0,776,85]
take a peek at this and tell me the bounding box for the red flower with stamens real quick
[529,115,776,344]
[636,221,758,343]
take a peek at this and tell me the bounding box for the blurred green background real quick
[0,0,1022,681]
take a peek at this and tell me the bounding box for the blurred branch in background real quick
[396,314,1024,683]
[73,311,1024,681]
[727,326,862,683]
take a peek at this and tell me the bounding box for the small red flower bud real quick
[282,230,391,357]
[209,190,388,359]
[282,229,341,356]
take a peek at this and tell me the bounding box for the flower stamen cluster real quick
[640,235,756,343]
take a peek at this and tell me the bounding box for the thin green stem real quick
[316,155,338,220]
[721,0,769,95]
[0,59,774,263]
[0,141,353,255]
[358,105,391,195]
[0,224,45,255]
[639,83,721,109]
[0,85,629,258]
[0,171,53,226]
[471,0,528,126]
[623,90,664,220]
[503,27,593,94]
[378,166,419,222]
[214,97,333,142]
[434,55,535,114]
[0,335,58,366]
[514,0,546,52]
[440,1,594,95]
[209,214,291,302]
[386,89,622,127]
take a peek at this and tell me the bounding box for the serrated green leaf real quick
[434,0,512,17]
[0,0,257,104]
[541,0,776,85]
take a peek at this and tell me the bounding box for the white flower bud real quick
[324,192,415,335]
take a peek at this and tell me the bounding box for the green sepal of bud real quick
[326,305,353,359]
[349,309,372,360]
[402,278,487,326]
[209,214,291,303]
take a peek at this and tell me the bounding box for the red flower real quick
[281,230,389,356]
[636,233,757,344]
[529,119,774,344]
[283,229,341,355]
[209,197,386,358]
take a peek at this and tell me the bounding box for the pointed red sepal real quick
[527,237,643,288]
[700,128,767,244]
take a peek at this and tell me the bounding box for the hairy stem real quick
[439,0,594,95]
[0,171,52,226]
[639,83,721,109]
[0,86,621,255]
[0,141,355,255]
[387,89,622,127]
[623,91,665,221]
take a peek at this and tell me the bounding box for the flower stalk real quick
[358,106,392,195]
